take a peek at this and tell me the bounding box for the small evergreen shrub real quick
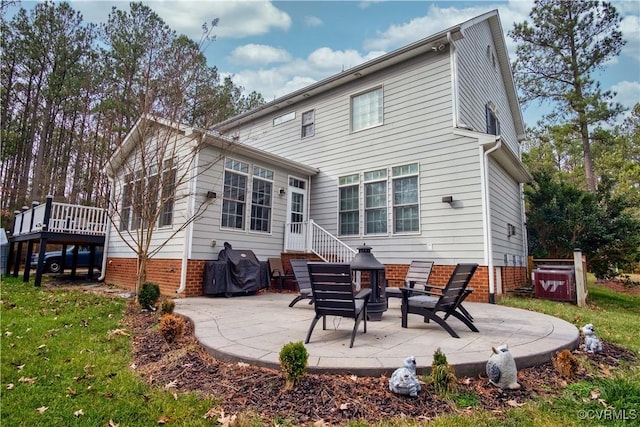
[138,282,160,309]
[430,347,457,395]
[158,313,185,343]
[161,298,175,314]
[279,341,308,389]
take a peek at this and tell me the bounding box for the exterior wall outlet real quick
[211,239,217,248]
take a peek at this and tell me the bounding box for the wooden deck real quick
[7,195,107,286]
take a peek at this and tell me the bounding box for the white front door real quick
[286,176,307,251]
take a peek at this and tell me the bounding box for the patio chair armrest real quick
[355,288,372,302]
[399,287,440,297]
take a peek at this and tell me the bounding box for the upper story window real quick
[273,111,295,126]
[222,158,249,230]
[392,163,419,233]
[338,174,359,236]
[364,169,387,234]
[301,110,315,138]
[351,87,383,132]
[486,102,500,136]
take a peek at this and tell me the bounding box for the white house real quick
[103,10,532,301]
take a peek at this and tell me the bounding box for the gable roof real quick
[215,10,525,139]
[105,115,318,178]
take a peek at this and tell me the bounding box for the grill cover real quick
[203,243,268,296]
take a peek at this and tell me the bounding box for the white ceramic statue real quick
[582,323,603,353]
[486,344,521,390]
[389,355,421,397]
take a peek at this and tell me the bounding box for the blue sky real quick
[9,1,640,127]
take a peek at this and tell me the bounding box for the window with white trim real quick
[250,166,273,232]
[338,174,359,235]
[301,110,315,138]
[351,87,383,132]
[364,169,387,234]
[120,159,176,231]
[486,102,500,135]
[392,163,419,233]
[222,158,248,230]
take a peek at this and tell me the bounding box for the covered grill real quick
[203,242,268,296]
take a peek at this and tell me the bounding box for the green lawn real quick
[1,277,217,426]
[2,276,639,426]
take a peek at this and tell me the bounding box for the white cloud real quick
[611,80,640,109]
[304,15,323,27]
[620,14,640,63]
[151,1,291,39]
[228,44,291,65]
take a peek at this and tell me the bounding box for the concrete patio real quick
[175,292,580,377]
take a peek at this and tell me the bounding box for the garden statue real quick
[581,323,603,353]
[389,355,421,397]
[486,344,521,390]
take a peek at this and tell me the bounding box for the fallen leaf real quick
[236,362,249,368]
[19,377,37,384]
[217,412,237,427]
[313,420,329,426]
[590,389,601,400]
[350,375,358,381]
[36,406,48,413]
[108,420,119,427]
[339,403,350,410]
[7,383,14,390]
[130,363,137,370]
[172,392,178,400]
[74,409,84,417]
[37,344,46,349]
[108,329,130,337]
[66,386,77,396]
[507,399,525,407]
[5,331,12,337]
[164,379,178,389]
[17,364,25,371]
[203,407,223,419]
[157,415,169,424]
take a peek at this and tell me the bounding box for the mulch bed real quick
[125,301,637,426]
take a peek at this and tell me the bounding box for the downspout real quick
[98,178,114,282]
[481,137,501,304]
[176,149,199,294]
[447,31,460,128]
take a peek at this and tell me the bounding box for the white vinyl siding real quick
[456,21,519,155]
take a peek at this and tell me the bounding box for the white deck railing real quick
[285,219,357,263]
[11,197,107,237]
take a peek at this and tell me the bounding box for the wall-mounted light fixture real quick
[279,188,286,195]
[206,191,217,199]
[442,195,453,203]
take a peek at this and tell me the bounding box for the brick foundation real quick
[104,258,208,297]
[105,256,528,302]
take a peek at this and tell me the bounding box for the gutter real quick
[98,178,114,281]
[176,150,199,294]
[481,137,501,304]
[447,31,460,129]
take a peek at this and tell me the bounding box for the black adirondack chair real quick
[400,263,479,338]
[386,260,435,300]
[288,259,314,307]
[305,262,371,348]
